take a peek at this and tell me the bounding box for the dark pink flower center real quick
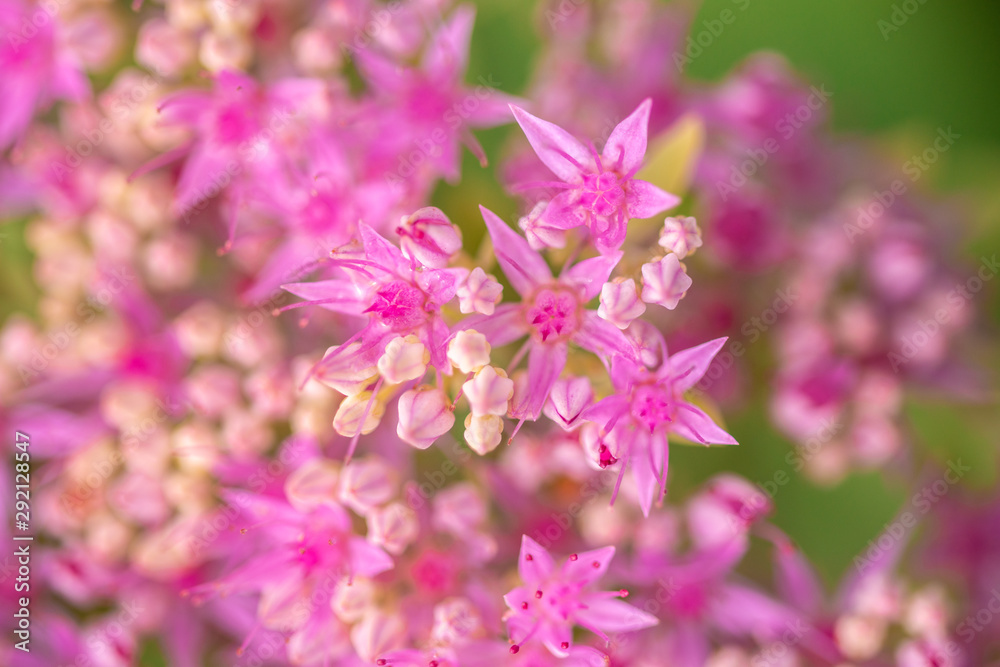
[529,581,582,624]
[367,280,428,332]
[214,103,258,144]
[630,384,674,432]
[525,288,580,343]
[294,509,348,575]
[580,171,626,217]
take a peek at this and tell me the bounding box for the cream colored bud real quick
[464,414,503,455]
[333,392,385,437]
[463,366,513,417]
[377,335,429,384]
[447,330,492,374]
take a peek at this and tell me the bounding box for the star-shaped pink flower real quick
[503,536,658,658]
[510,99,680,254]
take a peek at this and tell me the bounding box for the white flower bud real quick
[641,254,692,310]
[658,216,702,258]
[464,414,503,455]
[284,459,340,512]
[333,392,385,437]
[457,267,503,315]
[396,386,455,450]
[598,278,646,329]
[463,366,513,417]
[447,330,491,374]
[368,502,418,555]
[377,335,429,384]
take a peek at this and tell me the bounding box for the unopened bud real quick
[658,216,702,258]
[284,459,340,512]
[396,386,455,449]
[396,207,463,268]
[368,502,419,555]
[338,457,395,515]
[457,267,503,315]
[315,343,379,396]
[463,366,513,417]
[543,376,593,430]
[598,278,646,329]
[641,255,692,310]
[332,392,385,437]
[377,335,429,384]
[464,414,503,455]
[447,330,491,374]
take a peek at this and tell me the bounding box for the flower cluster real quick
[0,0,993,666]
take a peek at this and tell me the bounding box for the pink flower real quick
[510,99,679,253]
[355,6,520,182]
[135,70,315,250]
[583,337,738,516]
[0,0,88,150]
[466,206,637,423]
[503,535,657,657]
[282,223,466,457]
[284,223,465,378]
[191,489,393,638]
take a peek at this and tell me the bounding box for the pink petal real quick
[573,313,639,362]
[156,89,212,126]
[711,583,808,643]
[672,403,738,446]
[420,315,452,370]
[359,222,409,275]
[513,342,568,420]
[581,395,630,428]
[518,535,555,585]
[173,144,234,214]
[543,377,594,431]
[511,105,593,183]
[561,251,623,301]
[602,98,652,174]
[465,91,525,127]
[541,622,573,658]
[664,621,711,667]
[503,585,531,612]
[630,429,663,517]
[666,337,729,392]
[422,5,475,80]
[281,279,366,315]
[505,613,536,646]
[561,546,615,586]
[576,595,659,634]
[567,646,614,667]
[481,205,552,297]
[626,179,681,219]
[773,536,825,616]
[353,49,408,95]
[540,190,586,231]
[589,210,628,254]
[244,237,322,305]
[460,304,528,347]
[348,538,394,578]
